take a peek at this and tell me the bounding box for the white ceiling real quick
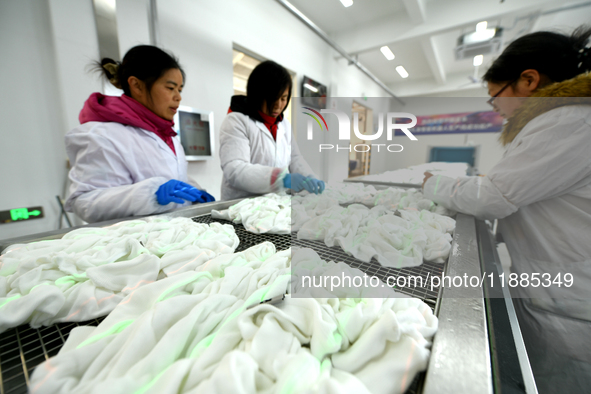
[287,0,591,96]
[287,0,408,32]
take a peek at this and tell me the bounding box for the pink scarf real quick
[79,93,177,155]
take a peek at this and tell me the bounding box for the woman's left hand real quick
[285,174,325,194]
[193,190,216,203]
[305,178,325,194]
[422,172,434,189]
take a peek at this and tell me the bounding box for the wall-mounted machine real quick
[301,75,327,109]
[173,105,214,161]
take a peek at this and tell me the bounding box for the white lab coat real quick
[219,112,316,200]
[65,122,199,223]
[423,104,591,392]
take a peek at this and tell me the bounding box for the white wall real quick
[149,0,393,198]
[48,0,102,133]
[0,0,397,241]
[369,97,506,176]
[0,0,72,240]
[293,95,396,184]
[293,94,506,184]
[116,0,151,53]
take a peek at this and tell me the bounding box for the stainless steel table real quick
[344,175,423,189]
[0,197,537,394]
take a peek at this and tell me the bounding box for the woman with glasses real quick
[422,26,591,393]
[219,60,324,201]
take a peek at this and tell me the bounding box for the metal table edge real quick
[422,214,493,394]
[0,199,243,253]
[477,221,538,394]
[1,193,493,394]
[343,178,423,189]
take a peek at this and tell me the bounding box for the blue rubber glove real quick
[283,174,325,194]
[172,186,216,204]
[283,174,293,190]
[156,180,215,205]
[193,190,216,203]
[306,178,325,194]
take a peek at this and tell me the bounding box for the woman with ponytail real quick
[422,26,591,392]
[65,45,214,223]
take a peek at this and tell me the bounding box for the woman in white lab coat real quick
[422,27,591,393]
[65,45,214,223]
[219,60,324,201]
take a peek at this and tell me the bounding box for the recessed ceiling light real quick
[473,55,483,66]
[476,21,487,32]
[340,0,353,7]
[396,66,409,78]
[380,46,395,60]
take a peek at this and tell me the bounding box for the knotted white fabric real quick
[211,193,292,234]
[362,162,469,185]
[295,183,454,217]
[320,182,378,205]
[359,187,453,216]
[291,193,341,232]
[210,185,455,268]
[0,217,239,333]
[212,185,454,237]
[29,244,437,394]
[297,204,455,268]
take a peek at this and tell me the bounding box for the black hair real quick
[96,45,185,97]
[483,26,591,85]
[246,60,292,115]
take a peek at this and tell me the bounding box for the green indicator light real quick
[6,207,44,223]
[10,208,29,221]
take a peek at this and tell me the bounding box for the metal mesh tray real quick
[0,214,444,394]
[192,214,444,309]
[0,318,105,394]
[190,214,443,394]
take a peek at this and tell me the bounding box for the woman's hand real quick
[422,172,434,189]
[156,180,215,205]
[284,174,325,194]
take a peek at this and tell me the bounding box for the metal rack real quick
[292,237,442,308]
[192,214,443,309]
[191,214,440,394]
[0,210,440,394]
[0,198,535,394]
[0,318,105,394]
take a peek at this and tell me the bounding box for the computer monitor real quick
[173,105,214,161]
[301,75,327,109]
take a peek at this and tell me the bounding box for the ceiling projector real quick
[455,27,503,60]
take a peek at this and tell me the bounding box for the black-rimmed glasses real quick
[487,79,517,107]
